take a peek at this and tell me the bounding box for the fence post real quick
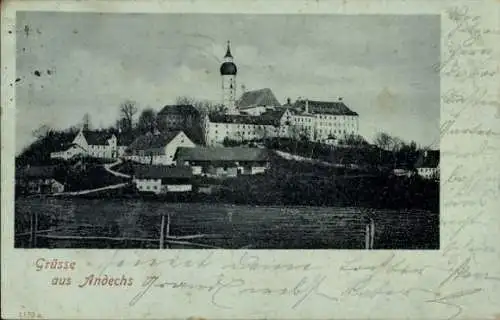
[159,214,165,249]
[365,218,375,249]
[30,211,34,248]
[33,210,38,248]
[370,218,375,249]
[166,213,171,249]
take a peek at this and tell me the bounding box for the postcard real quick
[1,0,499,319]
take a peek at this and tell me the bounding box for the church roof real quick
[237,88,281,108]
[293,99,359,116]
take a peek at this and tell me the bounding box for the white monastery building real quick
[202,41,360,146]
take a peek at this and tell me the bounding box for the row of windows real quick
[89,145,111,150]
[316,115,356,121]
[137,184,159,190]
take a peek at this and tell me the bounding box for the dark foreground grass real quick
[15,198,439,249]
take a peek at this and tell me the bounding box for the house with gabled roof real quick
[124,130,196,165]
[50,128,128,160]
[131,164,193,194]
[16,165,65,194]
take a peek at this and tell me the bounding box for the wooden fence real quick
[16,210,376,250]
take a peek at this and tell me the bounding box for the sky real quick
[15,12,440,154]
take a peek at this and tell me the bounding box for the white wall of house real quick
[50,145,84,160]
[160,131,196,165]
[165,184,192,192]
[417,167,439,179]
[134,178,162,194]
[134,178,192,194]
[251,166,267,174]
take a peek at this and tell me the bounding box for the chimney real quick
[338,96,343,102]
[305,99,309,114]
[286,97,291,105]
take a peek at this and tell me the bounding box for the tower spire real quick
[224,40,233,59]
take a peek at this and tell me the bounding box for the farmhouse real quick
[175,146,269,177]
[16,165,65,194]
[124,131,196,165]
[132,165,193,194]
[50,128,127,160]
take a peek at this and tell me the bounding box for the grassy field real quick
[15,198,438,249]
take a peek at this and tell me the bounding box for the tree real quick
[373,132,393,150]
[175,96,220,114]
[137,108,157,134]
[32,124,53,140]
[338,133,368,147]
[119,100,138,132]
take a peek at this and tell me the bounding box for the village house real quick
[50,128,127,160]
[16,165,65,195]
[156,104,201,131]
[124,130,196,165]
[175,146,270,177]
[415,150,440,180]
[132,165,193,194]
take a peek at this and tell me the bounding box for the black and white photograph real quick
[14,12,440,250]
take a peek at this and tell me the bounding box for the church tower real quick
[219,41,238,114]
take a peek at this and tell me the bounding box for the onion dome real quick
[220,62,237,75]
[220,41,237,75]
